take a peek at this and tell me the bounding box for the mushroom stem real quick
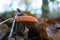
[23,23,29,40]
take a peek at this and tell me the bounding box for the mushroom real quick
[10,15,38,40]
[9,8,40,40]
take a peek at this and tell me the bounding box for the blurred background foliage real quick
[0,0,60,20]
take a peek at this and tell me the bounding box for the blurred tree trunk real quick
[42,0,49,18]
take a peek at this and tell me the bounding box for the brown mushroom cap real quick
[11,16,38,22]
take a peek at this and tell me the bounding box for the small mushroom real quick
[10,15,38,40]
